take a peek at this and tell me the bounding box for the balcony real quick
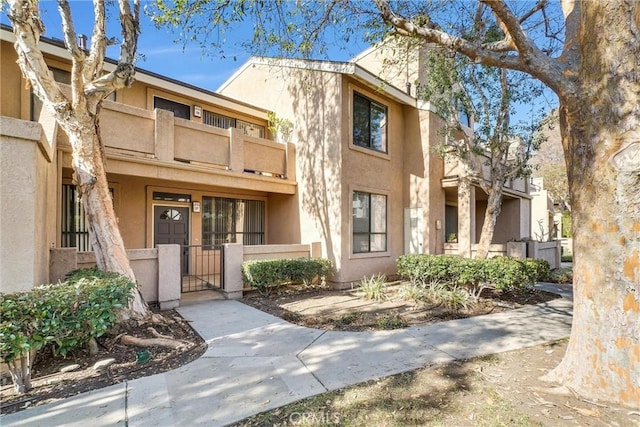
[442,152,528,194]
[59,100,296,194]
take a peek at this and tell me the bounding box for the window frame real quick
[351,190,388,255]
[352,92,388,154]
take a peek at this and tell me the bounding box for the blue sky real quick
[2,2,555,119]
[1,1,367,92]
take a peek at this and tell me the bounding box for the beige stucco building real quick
[1,27,534,297]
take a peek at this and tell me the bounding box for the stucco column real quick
[457,180,475,257]
[1,117,51,292]
[286,142,296,181]
[154,108,174,162]
[228,127,244,172]
[158,244,181,310]
[223,243,244,299]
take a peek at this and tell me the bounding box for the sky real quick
[1,1,555,120]
[1,1,368,92]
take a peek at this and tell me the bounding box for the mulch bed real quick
[0,308,206,415]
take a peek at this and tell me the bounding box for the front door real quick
[154,206,190,273]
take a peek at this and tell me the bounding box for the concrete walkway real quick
[1,284,573,427]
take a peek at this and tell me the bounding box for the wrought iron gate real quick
[181,245,225,293]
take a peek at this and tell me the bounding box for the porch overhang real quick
[60,151,297,195]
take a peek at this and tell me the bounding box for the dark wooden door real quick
[154,206,189,273]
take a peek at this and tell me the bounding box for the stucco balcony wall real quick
[58,101,295,187]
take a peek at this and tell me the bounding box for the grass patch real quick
[336,313,363,326]
[375,314,408,330]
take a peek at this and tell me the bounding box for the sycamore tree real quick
[7,0,148,318]
[151,0,640,407]
[373,0,640,407]
[421,49,545,258]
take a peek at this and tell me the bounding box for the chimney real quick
[78,34,88,50]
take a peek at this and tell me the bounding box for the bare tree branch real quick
[57,0,85,107]
[519,0,548,24]
[374,0,575,97]
[7,0,69,110]
[85,0,140,112]
[86,0,107,83]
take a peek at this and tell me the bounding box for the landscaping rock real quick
[92,358,115,371]
[60,364,80,373]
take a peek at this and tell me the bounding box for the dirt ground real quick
[232,339,639,427]
[0,308,206,415]
[243,281,559,331]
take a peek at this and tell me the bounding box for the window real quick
[353,93,387,153]
[203,110,266,138]
[352,191,387,253]
[153,192,191,202]
[202,197,265,246]
[61,184,114,251]
[154,97,191,119]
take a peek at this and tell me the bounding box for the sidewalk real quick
[1,284,573,427]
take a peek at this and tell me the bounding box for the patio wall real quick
[443,240,560,268]
[49,245,181,310]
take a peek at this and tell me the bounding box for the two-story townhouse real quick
[1,25,534,298]
[218,54,533,285]
[0,26,299,297]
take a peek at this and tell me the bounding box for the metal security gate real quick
[181,245,225,293]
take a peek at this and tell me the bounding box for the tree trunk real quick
[64,118,148,318]
[475,185,503,259]
[543,98,640,406]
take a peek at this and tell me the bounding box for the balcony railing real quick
[443,153,527,193]
[88,100,295,181]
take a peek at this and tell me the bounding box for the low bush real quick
[548,267,573,284]
[357,274,388,301]
[397,254,550,292]
[241,258,333,296]
[0,268,134,393]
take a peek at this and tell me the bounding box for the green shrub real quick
[358,274,388,301]
[561,254,573,263]
[0,268,134,392]
[241,258,332,296]
[397,255,550,292]
[548,267,573,284]
[397,254,465,285]
[424,281,472,310]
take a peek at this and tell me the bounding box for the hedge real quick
[397,254,549,291]
[0,268,134,363]
[241,258,332,296]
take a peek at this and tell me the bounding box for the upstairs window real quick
[203,110,265,138]
[353,92,387,153]
[154,97,191,119]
